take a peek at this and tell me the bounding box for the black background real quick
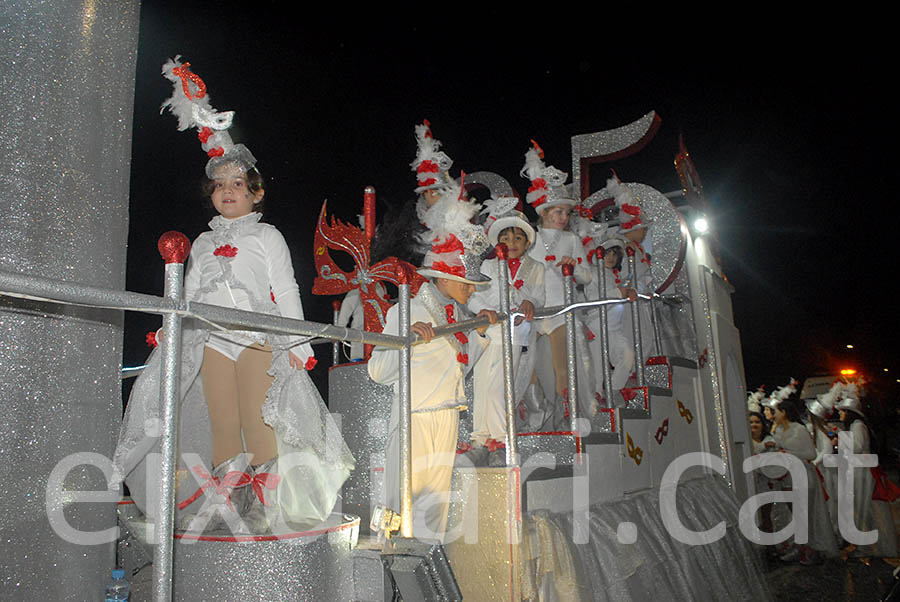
[125,3,897,405]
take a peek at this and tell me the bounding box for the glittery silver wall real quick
[0,1,138,599]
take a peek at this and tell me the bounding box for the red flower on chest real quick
[213,245,238,258]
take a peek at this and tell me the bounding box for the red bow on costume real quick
[513,279,524,290]
[445,304,469,364]
[545,255,556,262]
[507,257,521,278]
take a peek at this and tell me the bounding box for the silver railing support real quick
[396,267,414,539]
[153,232,190,602]
[332,299,341,365]
[595,249,613,402]
[495,244,518,466]
[626,247,646,387]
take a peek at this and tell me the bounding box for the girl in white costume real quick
[806,382,842,539]
[833,386,898,557]
[466,200,545,463]
[769,383,838,563]
[113,58,353,535]
[521,141,595,423]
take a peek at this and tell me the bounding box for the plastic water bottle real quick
[104,568,130,601]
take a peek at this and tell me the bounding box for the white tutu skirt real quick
[112,322,354,528]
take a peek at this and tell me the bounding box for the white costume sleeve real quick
[570,233,592,285]
[772,422,816,462]
[262,226,314,361]
[368,304,400,385]
[849,421,870,454]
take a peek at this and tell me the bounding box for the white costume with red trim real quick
[467,255,545,445]
[113,213,354,528]
[368,281,489,540]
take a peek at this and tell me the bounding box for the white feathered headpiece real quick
[768,378,798,408]
[747,385,766,414]
[603,173,649,233]
[411,120,454,193]
[417,193,491,285]
[520,140,575,213]
[160,57,256,178]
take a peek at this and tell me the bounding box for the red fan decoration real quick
[312,193,425,359]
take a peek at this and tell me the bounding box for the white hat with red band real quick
[418,223,491,284]
[520,140,576,213]
[481,195,534,246]
[161,57,256,179]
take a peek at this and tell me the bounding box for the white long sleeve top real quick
[183,212,313,361]
[368,282,489,413]
[772,421,817,462]
[467,255,545,347]
[528,228,591,334]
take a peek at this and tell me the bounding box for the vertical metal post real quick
[332,299,341,365]
[153,232,190,602]
[562,264,578,431]
[595,249,613,402]
[649,293,663,357]
[495,244,519,466]
[396,266,414,538]
[626,247,645,387]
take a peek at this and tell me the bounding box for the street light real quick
[694,215,709,234]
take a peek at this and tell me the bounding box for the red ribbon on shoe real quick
[249,471,282,506]
[177,465,250,511]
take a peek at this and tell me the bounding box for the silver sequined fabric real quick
[0,1,139,599]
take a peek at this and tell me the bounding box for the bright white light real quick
[694,216,709,233]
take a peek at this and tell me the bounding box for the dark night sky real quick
[124,3,897,398]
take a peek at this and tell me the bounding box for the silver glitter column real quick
[0,1,139,600]
[562,265,578,430]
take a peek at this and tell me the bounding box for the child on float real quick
[605,175,655,364]
[368,182,498,542]
[768,381,838,563]
[831,384,898,557]
[586,233,641,407]
[464,199,545,464]
[521,141,594,424]
[113,58,353,535]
